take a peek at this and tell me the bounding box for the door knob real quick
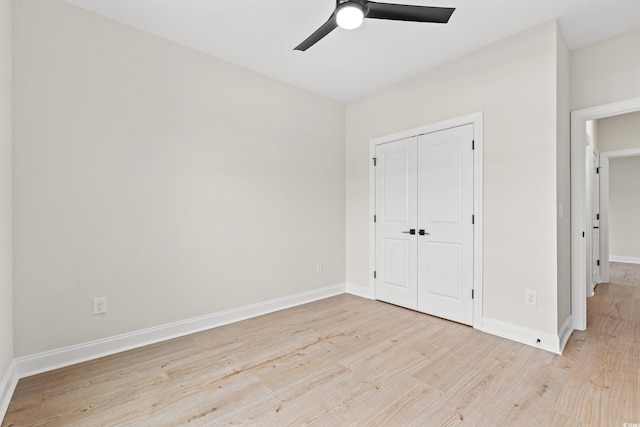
[402,229,416,235]
[419,229,430,236]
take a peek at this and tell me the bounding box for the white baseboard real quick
[346,283,375,300]
[16,284,346,378]
[610,256,640,265]
[481,317,561,354]
[0,360,18,424]
[558,315,574,354]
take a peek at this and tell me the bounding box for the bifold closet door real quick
[374,137,418,310]
[417,124,474,325]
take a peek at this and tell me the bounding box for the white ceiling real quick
[63,0,640,103]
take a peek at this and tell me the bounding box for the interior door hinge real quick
[597,260,600,266]
[373,271,377,279]
[596,167,600,174]
[472,140,475,150]
[472,289,475,299]
[373,157,377,166]
[582,231,585,238]
[472,214,475,225]
[374,214,377,223]
[596,213,600,220]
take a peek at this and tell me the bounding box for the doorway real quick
[599,149,640,280]
[570,97,640,331]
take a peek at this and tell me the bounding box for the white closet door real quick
[375,137,418,310]
[417,124,474,325]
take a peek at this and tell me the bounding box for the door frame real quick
[570,96,640,331]
[599,147,640,283]
[369,112,484,328]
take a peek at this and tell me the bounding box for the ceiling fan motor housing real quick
[337,0,370,16]
[336,1,367,29]
[294,0,455,51]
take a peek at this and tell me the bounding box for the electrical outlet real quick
[316,264,324,275]
[525,290,537,306]
[93,297,107,315]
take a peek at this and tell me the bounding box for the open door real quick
[592,151,601,290]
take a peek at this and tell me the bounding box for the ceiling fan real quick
[294,0,455,51]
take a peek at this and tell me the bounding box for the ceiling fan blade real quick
[294,15,338,51]
[365,2,455,23]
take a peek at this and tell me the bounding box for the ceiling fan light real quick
[336,3,364,30]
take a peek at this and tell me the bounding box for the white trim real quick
[610,256,640,265]
[602,148,640,158]
[16,284,346,378]
[369,113,483,146]
[558,315,574,354]
[0,361,18,424]
[472,115,484,329]
[482,317,561,354]
[600,155,611,283]
[346,283,375,299]
[368,112,484,329]
[369,138,377,300]
[600,148,640,280]
[571,97,640,332]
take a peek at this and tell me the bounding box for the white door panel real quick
[592,151,600,285]
[383,238,410,287]
[592,230,600,282]
[375,137,418,310]
[424,242,462,300]
[383,150,411,222]
[426,141,462,224]
[417,124,474,325]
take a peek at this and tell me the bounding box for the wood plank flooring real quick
[3,264,640,426]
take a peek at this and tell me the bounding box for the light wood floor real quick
[3,265,640,426]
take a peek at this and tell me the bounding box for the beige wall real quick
[609,156,640,261]
[346,21,561,334]
[13,1,346,356]
[597,111,640,152]
[556,25,571,331]
[571,27,640,111]
[0,0,14,379]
